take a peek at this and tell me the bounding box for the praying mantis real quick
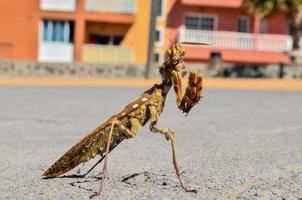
[43,43,203,198]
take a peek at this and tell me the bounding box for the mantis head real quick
[159,43,187,84]
[159,43,203,114]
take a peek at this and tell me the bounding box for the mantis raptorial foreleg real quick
[149,105,197,193]
[172,70,203,114]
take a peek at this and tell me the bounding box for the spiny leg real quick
[90,120,116,199]
[170,134,197,193]
[80,119,140,178]
[78,155,105,178]
[149,105,196,193]
[89,118,140,198]
[172,70,203,114]
[77,144,122,178]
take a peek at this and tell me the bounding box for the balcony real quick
[85,0,136,14]
[181,0,243,8]
[38,42,74,63]
[179,27,293,52]
[40,0,77,12]
[83,45,134,64]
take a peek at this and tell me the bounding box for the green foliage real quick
[244,0,302,17]
[244,0,302,52]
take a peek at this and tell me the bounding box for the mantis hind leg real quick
[90,120,116,199]
[77,144,121,178]
[89,118,141,198]
[79,118,141,179]
[77,156,105,178]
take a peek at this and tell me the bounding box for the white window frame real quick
[184,13,218,31]
[38,21,74,63]
[155,26,164,46]
[237,16,250,33]
[40,0,77,12]
[156,0,165,19]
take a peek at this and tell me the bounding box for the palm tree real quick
[244,0,302,58]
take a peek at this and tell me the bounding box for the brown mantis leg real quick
[149,106,197,193]
[90,119,140,198]
[90,120,116,199]
[78,158,104,178]
[172,70,203,114]
[170,137,197,193]
[77,151,109,178]
[80,119,139,178]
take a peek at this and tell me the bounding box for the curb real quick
[0,78,302,90]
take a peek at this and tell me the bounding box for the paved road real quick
[0,86,302,200]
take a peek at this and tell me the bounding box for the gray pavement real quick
[0,86,302,200]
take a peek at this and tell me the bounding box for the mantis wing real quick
[43,92,152,177]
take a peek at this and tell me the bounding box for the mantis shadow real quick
[121,171,171,188]
[43,171,174,192]
[42,173,103,192]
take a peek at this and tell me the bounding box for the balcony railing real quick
[179,27,293,52]
[85,0,136,14]
[38,42,74,63]
[83,44,134,64]
[40,0,76,12]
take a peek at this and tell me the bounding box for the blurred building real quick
[0,0,297,77]
[164,0,292,67]
[0,0,150,65]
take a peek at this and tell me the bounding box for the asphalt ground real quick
[0,86,302,199]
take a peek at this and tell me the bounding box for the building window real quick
[154,51,163,64]
[237,17,250,33]
[260,19,267,33]
[185,15,216,31]
[88,34,124,45]
[113,35,123,45]
[155,27,164,46]
[155,0,164,17]
[42,20,74,42]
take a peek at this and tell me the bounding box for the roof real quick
[181,0,243,8]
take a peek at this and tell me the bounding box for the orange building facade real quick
[0,0,150,65]
[0,0,297,67]
[163,0,293,65]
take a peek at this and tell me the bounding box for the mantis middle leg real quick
[149,105,197,193]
